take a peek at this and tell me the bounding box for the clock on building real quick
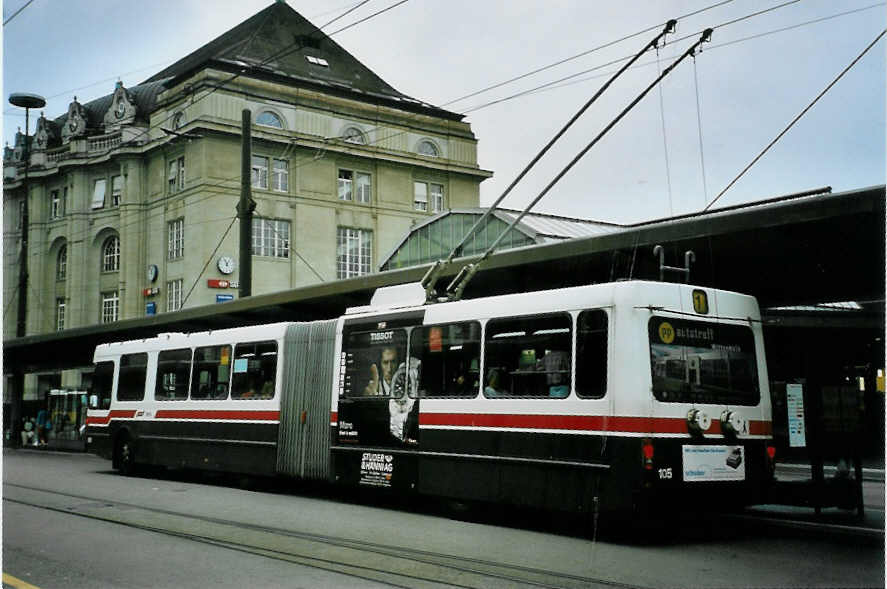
[115,100,126,119]
[217,256,236,275]
[147,264,158,283]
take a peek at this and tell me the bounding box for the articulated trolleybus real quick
[86,280,774,518]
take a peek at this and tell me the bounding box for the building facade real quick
[2,1,490,394]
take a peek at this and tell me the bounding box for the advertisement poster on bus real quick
[682,445,746,481]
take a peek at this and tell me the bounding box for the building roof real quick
[379,208,621,271]
[52,78,171,132]
[142,1,462,121]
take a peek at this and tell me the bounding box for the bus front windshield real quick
[649,317,759,406]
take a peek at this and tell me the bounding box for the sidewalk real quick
[776,462,885,482]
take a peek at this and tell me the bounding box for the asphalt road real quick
[3,449,884,589]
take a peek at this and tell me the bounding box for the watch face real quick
[115,101,125,119]
[218,256,235,275]
[147,264,158,282]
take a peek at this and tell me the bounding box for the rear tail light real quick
[642,438,654,470]
[766,445,776,460]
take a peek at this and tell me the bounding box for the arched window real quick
[342,127,366,145]
[417,140,439,157]
[56,245,67,280]
[256,111,284,129]
[102,236,120,272]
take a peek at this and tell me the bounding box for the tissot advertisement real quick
[337,326,420,448]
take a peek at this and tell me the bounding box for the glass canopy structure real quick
[380,208,620,271]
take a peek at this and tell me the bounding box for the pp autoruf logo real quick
[658,321,675,344]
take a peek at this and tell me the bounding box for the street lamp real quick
[8,91,45,448]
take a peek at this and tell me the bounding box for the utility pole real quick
[238,110,255,299]
[8,92,45,448]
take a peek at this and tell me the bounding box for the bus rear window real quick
[649,317,759,406]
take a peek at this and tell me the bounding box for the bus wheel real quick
[115,435,136,476]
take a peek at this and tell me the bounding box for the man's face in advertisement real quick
[381,348,397,385]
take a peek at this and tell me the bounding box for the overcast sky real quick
[3,0,884,223]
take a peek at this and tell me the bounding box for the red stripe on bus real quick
[154,410,280,421]
[418,413,771,435]
[85,410,137,425]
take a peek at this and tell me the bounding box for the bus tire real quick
[115,433,137,476]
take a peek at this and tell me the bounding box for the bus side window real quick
[484,314,572,398]
[576,310,608,399]
[117,353,148,402]
[231,341,278,400]
[92,361,115,409]
[190,345,232,400]
[155,348,192,401]
[410,322,481,397]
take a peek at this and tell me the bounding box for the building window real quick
[57,246,67,280]
[272,158,288,192]
[338,169,371,203]
[413,181,444,213]
[168,157,185,193]
[91,179,106,209]
[102,236,120,272]
[101,291,119,323]
[56,298,66,331]
[167,279,183,312]
[252,218,290,258]
[417,140,439,157]
[305,55,329,67]
[343,127,366,144]
[168,218,184,260]
[111,175,123,206]
[50,190,64,219]
[251,155,268,189]
[172,111,185,130]
[256,111,284,128]
[337,227,372,279]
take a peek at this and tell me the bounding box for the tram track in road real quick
[3,483,645,589]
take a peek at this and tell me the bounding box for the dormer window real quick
[256,111,283,129]
[305,55,329,67]
[342,127,366,145]
[417,140,439,157]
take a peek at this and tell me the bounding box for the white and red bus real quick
[86,280,774,517]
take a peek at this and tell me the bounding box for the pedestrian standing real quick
[20,417,34,447]
[35,408,48,446]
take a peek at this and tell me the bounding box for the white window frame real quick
[168,218,184,260]
[337,227,372,279]
[338,169,353,201]
[50,190,62,219]
[101,291,119,323]
[252,155,269,190]
[57,246,67,281]
[168,157,185,194]
[252,218,290,258]
[272,158,288,192]
[111,175,123,207]
[56,298,66,331]
[166,279,183,312]
[91,179,107,209]
[339,169,371,203]
[414,181,444,213]
[102,236,120,272]
[343,127,366,144]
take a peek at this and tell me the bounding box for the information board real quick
[786,383,806,448]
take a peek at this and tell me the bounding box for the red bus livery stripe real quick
[418,413,771,436]
[155,410,279,421]
[85,410,137,425]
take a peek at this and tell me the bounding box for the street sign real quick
[786,383,806,448]
[216,294,234,304]
[146,302,156,315]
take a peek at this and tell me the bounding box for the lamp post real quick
[8,92,45,448]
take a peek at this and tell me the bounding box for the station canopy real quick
[380,208,621,271]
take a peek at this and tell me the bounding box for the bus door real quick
[336,312,423,491]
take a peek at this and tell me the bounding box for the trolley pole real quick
[238,109,255,299]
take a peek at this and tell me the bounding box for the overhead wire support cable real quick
[444,28,714,302]
[703,27,886,211]
[420,18,679,301]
